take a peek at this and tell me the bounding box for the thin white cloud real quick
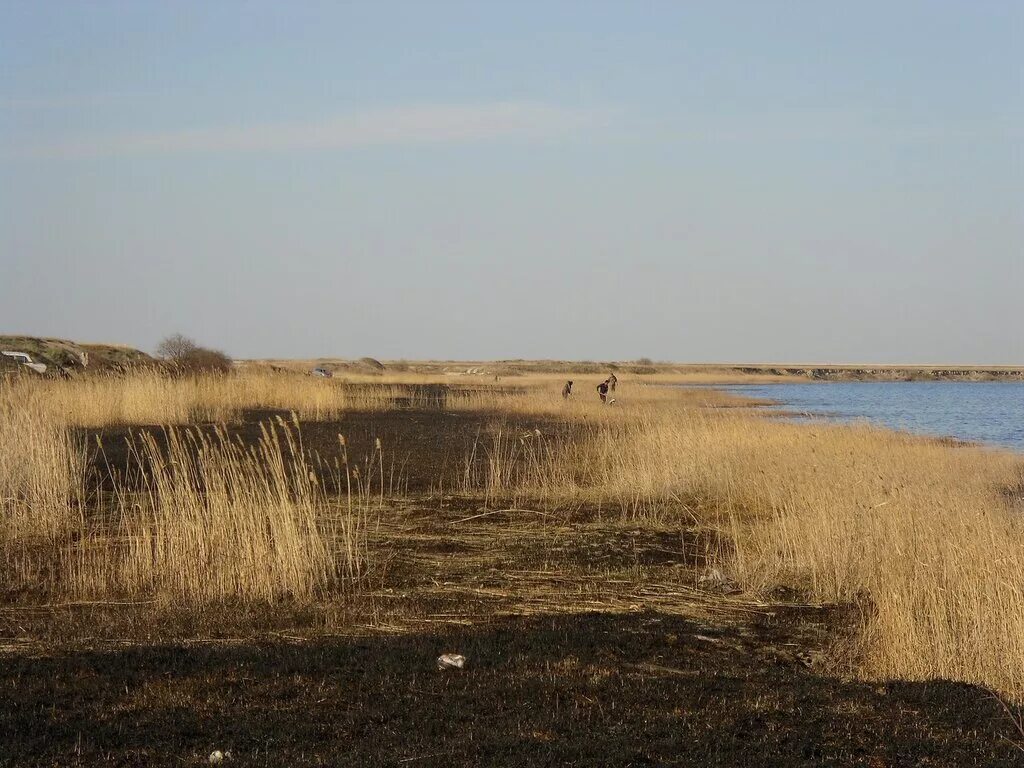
[11,102,595,159]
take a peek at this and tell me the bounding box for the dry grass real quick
[0,377,379,604]
[70,418,370,603]
[0,385,84,541]
[13,370,441,426]
[443,380,1024,698]
[5,366,753,429]
[720,423,1024,694]
[3,368,1024,700]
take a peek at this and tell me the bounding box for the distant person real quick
[562,380,574,399]
[608,373,617,392]
[597,379,609,403]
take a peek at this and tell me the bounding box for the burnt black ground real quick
[87,407,564,495]
[1,611,1021,767]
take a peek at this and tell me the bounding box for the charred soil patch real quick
[85,406,569,495]
[2,611,1022,767]
[2,505,1021,766]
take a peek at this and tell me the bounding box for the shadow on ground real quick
[1,611,1019,767]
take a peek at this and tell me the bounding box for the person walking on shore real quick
[562,380,574,399]
[597,379,609,404]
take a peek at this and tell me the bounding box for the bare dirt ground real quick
[3,406,1022,766]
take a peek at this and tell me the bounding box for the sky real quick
[1,1,1021,363]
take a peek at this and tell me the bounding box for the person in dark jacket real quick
[597,379,609,403]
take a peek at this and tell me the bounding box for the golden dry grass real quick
[416,376,1024,697]
[2,368,1024,699]
[15,370,439,426]
[6,365,756,428]
[0,376,377,603]
[71,419,369,603]
[462,393,1024,697]
[0,387,84,541]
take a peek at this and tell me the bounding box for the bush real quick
[179,347,233,374]
[155,334,233,375]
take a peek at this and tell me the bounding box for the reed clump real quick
[70,418,368,603]
[0,383,84,542]
[1,373,377,604]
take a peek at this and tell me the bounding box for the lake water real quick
[719,381,1024,452]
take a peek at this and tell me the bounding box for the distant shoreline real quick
[678,364,1024,382]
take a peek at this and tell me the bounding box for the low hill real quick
[0,336,153,375]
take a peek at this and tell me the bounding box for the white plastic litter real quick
[436,653,467,670]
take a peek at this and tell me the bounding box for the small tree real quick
[155,333,199,362]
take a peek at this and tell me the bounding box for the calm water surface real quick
[720,381,1024,452]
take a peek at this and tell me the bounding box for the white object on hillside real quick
[1,351,47,374]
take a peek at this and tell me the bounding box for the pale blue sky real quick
[1,1,1021,363]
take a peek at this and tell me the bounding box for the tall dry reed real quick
[455,395,1024,698]
[0,383,84,541]
[19,371,428,427]
[70,418,371,603]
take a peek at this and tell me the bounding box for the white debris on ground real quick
[441,366,490,376]
[437,653,467,670]
[697,566,736,593]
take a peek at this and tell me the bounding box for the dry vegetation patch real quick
[2,367,1024,714]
